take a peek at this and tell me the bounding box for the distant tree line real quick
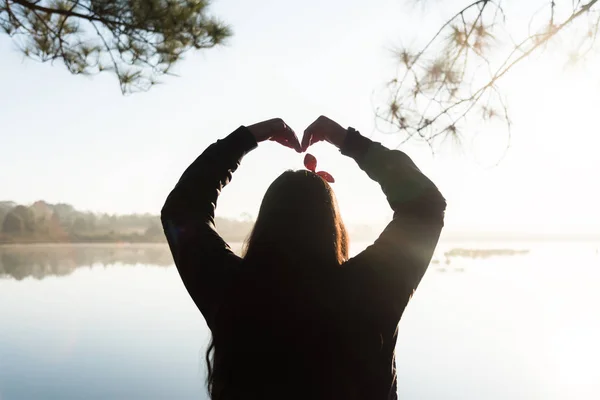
[0,200,254,244]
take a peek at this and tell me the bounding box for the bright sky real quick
[1,0,599,235]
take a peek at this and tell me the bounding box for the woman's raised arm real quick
[341,127,446,321]
[161,119,300,329]
[303,116,446,322]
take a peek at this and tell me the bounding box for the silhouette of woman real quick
[161,116,446,400]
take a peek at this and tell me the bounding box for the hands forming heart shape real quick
[246,116,347,183]
[247,116,348,153]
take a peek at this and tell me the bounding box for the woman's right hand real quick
[247,118,301,152]
[301,116,348,151]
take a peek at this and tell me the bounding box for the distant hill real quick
[0,200,253,244]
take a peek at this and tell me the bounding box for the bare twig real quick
[383,0,600,152]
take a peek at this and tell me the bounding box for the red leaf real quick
[316,171,335,183]
[304,153,317,172]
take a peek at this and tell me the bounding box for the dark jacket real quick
[161,127,446,400]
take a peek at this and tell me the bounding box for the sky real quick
[1,0,599,235]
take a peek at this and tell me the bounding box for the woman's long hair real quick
[244,170,349,266]
[206,170,349,399]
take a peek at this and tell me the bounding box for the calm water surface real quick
[1,242,599,399]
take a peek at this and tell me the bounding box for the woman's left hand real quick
[247,118,301,153]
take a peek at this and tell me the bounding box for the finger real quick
[301,130,312,152]
[302,129,323,152]
[308,131,323,149]
[273,136,296,151]
[283,124,302,153]
[272,123,301,152]
[289,134,302,152]
[301,119,320,152]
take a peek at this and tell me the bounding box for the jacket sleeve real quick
[161,126,258,330]
[341,128,446,322]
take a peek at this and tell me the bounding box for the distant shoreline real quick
[440,233,600,242]
[1,234,599,246]
[0,242,170,247]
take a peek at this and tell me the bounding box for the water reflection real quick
[0,244,174,280]
[444,247,530,259]
[1,242,599,399]
[0,243,541,281]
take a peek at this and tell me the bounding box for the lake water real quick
[1,241,599,399]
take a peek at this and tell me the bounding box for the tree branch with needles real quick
[380,0,600,155]
[0,0,232,93]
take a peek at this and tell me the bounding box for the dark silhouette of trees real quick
[0,202,15,227]
[2,205,36,234]
[2,210,26,234]
[0,0,231,93]
[144,220,163,238]
[381,0,600,148]
[0,200,256,243]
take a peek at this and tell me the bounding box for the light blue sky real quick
[1,0,599,234]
